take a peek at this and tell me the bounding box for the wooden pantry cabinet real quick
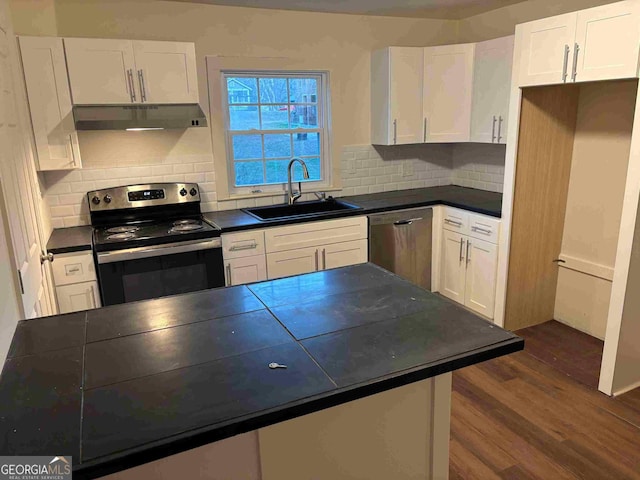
[64,38,198,105]
[518,1,640,87]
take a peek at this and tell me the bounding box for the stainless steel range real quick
[88,183,224,306]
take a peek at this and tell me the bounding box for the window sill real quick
[220,186,342,202]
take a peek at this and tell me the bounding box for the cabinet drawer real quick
[222,230,266,259]
[442,207,469,234]
[468,213,500,244]
[265,216,367,253]
[51,252,96,286]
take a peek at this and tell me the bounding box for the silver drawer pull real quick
[229,243,257,251]
[471,226,492,235]
[394,217,423,226]
[445,218,463,227]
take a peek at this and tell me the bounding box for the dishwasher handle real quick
[393,217,423,226]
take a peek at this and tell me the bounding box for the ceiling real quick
[164,0,528,20]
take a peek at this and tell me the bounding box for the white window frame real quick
[221,70,332,197]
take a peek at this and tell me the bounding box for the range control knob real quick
[190,188,198,196]
[104,194,112,204]
[180,188,188,197]
[91,196,100,205]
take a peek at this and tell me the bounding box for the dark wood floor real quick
[450,320,640,480]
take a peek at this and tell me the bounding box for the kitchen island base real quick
[102,374,452,480]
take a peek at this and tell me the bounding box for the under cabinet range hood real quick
[72,104,208,131]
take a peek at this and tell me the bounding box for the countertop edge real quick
[73,336,523,479]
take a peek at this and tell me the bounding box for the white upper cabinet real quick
[574,1,640,83]
[19,36,81,170]
[423,43,475,143]
[518,13,576,87]
[64,38,137,105]
[371,47,423,145]
[64,38,199,105]
[470,36,514,144]
[518,1,640,87]
[132,41,198,104]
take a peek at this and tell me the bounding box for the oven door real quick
[96,238,225,306]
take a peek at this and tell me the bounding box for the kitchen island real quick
[0,263,522,479]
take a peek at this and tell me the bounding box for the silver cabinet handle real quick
[445,218,463,227]
[491,116,497,143]
[497,116,504,143]
[315,249,319,271]
[127,69,136,102]
[229,243,257,251]
[459,238,464,263]
[466,240,471,265]
[89,283,97,308]
[225,264,232,286]
[571,43,580,82]
[423,118,427,142]
[393,119,397,145]
[138,69,147,102]
[322,248,326,270]
[471,225,492,235]
[562,44,570,83]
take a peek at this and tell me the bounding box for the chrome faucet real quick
[287,157,310,205]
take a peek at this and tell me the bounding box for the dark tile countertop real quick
[46,226,94,255]
[46,186,502,253]
[205,185,502,233]
[0,263,522,479]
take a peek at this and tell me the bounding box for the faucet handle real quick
[314,191,327,201]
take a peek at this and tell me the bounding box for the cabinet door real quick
[389,47,424,145]
[19,36,81,171]
[132,41,198,104]
[518,13,577,87]
[225,254,267,286]
[464,237,498,318]
[423,44,475,143]
[56,281,101,314]
[64,38,137,105]
[440,231,467,304]
[574,2,640,83]
[267,246,319,280]
[322,239,368,270]
[470,36,514,144]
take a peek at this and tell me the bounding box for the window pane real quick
[289,78,317,103]
[264,134,291,159]
[229,106,259,131]
[232,135,262,160]
[261,106,290,129]
[259,78,288,103]
[265,160,289,184]
[293,132,320,157]
[235,161,264,186]
[227,77,258,104]
[291,106,318,128]
[300,157,321,182]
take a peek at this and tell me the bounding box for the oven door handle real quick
[96,238,222,264]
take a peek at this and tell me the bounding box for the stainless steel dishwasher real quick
[369,207,433,290]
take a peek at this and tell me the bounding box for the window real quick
[222,72,330,193]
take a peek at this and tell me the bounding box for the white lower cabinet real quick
[267,246,320,280]
[323,239,368,270]
[51,251,101,314]
[56,281,100,314]
[439,212,499,319]
[225,254,267,286]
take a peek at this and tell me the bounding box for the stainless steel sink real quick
[242,199,362,221]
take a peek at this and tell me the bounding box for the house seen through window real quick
[223,73,329,191]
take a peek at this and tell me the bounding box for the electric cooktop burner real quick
[170,223,204,233]
[107,226,140,234]
[173,219,199,226]
[106,232,137,240]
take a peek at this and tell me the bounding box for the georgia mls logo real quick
[0,455,72,479]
